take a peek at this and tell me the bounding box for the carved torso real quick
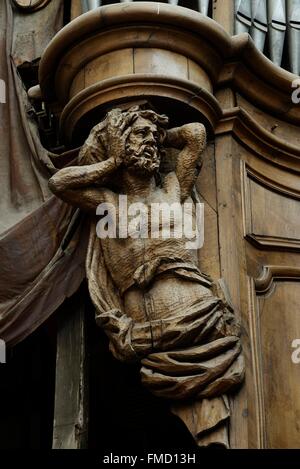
[96,173,201,298]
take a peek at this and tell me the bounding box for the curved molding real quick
[244,163,300,200]
[59,74,222,142]
[54,25,218,105]
[11,0,51,12]
[241,161,300,252]
[255,265,300,295]
[39,3,231,97]
[217,107,300,173]
[38,2,300,125]
[219,35,300,124]
[246,235,300,252]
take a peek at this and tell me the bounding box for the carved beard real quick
[124,144,160,174]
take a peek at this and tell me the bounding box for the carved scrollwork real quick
[255,265,300,295]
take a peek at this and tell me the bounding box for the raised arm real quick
[48,109,132,211]
[166,123,206,201]
[48,157,118,211]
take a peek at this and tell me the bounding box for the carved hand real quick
[106,109,133,167]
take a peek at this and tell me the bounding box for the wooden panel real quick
[243,164,300,251]
[250,179,300,240]
[84,49,133,87]
[70,49,134,98]
[254,280,300,448]
[188,59,213,92]
[196,142,220,279]
[70,70,85,99]
[134,48,188,79]
[237,94,300,147]
[215,135,249,449]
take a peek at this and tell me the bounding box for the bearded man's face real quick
[124,116,161,174]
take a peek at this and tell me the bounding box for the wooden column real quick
[52,288,88,449]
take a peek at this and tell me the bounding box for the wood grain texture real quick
[242,162,300,251]
[196,141,220,280]
[215,135,249,448]
[35,2,300,449]
[52,291,88,449]
[250,272,300,448]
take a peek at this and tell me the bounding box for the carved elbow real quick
[48,175,60,195]
[196,124,206,152]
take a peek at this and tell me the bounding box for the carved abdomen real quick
[101,236,197,295]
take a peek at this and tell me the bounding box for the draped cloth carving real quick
[87,220,244,447]
[0,0,86,345]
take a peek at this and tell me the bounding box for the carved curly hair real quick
[78,105,169,166]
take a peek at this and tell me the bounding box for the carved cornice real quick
[216,107,300,173]
[37,2,300,141]
[59,74,222,142]
[52,25,217,106]
[218,34,299,124]
[39,3,231,101]
[254,265,300,295]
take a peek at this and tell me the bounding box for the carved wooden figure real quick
[49,105,244,447]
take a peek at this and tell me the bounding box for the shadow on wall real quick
[0,315,57,449]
